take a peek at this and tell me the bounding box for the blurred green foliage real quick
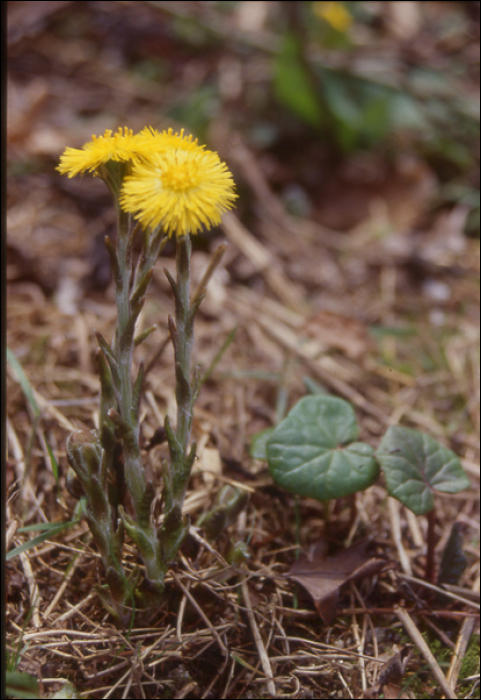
[272,5,478,166]
[268,1,479,232]
[274,34,324,130]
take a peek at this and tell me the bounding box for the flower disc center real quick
[161,159,201,192]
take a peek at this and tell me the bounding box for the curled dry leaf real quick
[361,644,413,698]
[286,539,389,625]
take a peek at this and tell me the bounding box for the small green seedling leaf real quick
[7,520,80,561]
[250,428,275,460]
[7,347,40,418]
[267,396,378,501]
[376,426,470,515]
[6,671,39,699]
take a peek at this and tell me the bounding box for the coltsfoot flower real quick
[120,133,237,237]
[56,124,239,620]
[57,127,148,178]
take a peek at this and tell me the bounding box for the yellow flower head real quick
[120,134,237,237]
[313,1,352,32]
[57,127,147,178]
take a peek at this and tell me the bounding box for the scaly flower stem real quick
[108,204,165,593]
[114,205,146,513]
[66,430,132,626]
[161,236,196,562]
[175,236,194,460]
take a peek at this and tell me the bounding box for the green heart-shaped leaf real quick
[250,428,275,460]
[267,396,378,501]
[376,426,470,515]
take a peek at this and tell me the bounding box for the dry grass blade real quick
[442,584,481,604]
[395,606,457,699]
[241,578,277,698]
[171,569,228,658]
[446,577,480,692]
[43,550,86,618]
[19,551,41,629]
[222,211,305,311]
[397,573,481,611]
[446,616,477,692]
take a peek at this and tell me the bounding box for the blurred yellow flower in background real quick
[313,1,352,32]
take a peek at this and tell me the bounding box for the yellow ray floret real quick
[57,127,149,177]
[135,127,202,153]
[120,143,237,237]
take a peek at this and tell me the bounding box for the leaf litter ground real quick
[6,2,480,698]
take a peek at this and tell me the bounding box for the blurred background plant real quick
[8,1,480,236]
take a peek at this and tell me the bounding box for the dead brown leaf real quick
[286,539,388,624]
[361,644,414,699]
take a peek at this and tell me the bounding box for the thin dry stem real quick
[395,606,457,699]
